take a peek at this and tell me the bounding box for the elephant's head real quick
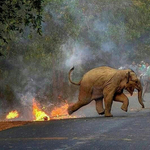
[125,70,144,108]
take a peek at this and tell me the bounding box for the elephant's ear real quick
[127,71,130,83]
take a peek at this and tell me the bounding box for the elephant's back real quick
[80,66,117,89]
[83,66,117,81]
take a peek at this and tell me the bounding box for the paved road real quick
[0,93,150,150]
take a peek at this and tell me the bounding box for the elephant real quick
[67,66,145,117]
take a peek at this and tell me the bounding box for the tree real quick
[0,0,44,43]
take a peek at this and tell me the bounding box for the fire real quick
[50,103,76,119]
[5,98,79,121]
[32,98,77,121]
[6,110,19,120]
[32,98,50,121]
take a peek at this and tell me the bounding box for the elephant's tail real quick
[68,67,81,85]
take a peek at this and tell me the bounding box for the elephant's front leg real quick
[114,93,129,112]
[103,90,114,117]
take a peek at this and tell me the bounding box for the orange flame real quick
[32,98,50,121]
[5,98,79,121]
[6,110,19,119]
[50,103,76,119]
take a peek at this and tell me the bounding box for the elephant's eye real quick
[135,80,138,83]
[131,79,138,83]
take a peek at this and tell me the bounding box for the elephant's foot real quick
[67,106,73,115]
[99,110,105,115]
[121,105,128,112]
[97,108,105,115]
[105,112,113,117]
[105,114,113,117]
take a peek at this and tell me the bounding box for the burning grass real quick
[6,110,19,120]
[5,98,78,122]
[32,99,50,121]
[0,98,80,131]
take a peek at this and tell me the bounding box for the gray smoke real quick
[0,0,138,120]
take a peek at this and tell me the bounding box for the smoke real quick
[0,54,53,120]
[0,0,141,120]
[57,0,132,70]
[61,39,93,68]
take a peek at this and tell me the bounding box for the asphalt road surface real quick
[1,93,150,150]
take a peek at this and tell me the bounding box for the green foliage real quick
[0,0,44,43]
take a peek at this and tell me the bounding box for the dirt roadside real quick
[0,121,32,131]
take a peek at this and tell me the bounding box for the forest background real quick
[0,0,150,120]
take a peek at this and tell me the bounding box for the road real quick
[0,93,150,150]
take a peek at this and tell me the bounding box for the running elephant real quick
[67,66,144,117]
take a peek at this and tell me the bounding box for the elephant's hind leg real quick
[95,99,105,115]
[68,87,92,115]
[114,93,129,112]
[68,99,91,115]
[91,87,104,115]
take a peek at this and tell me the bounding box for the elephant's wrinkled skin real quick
[68,66,144,117]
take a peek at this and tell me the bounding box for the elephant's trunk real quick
[138,89,144,108]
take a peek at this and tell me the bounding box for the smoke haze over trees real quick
[0,0,150,120]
